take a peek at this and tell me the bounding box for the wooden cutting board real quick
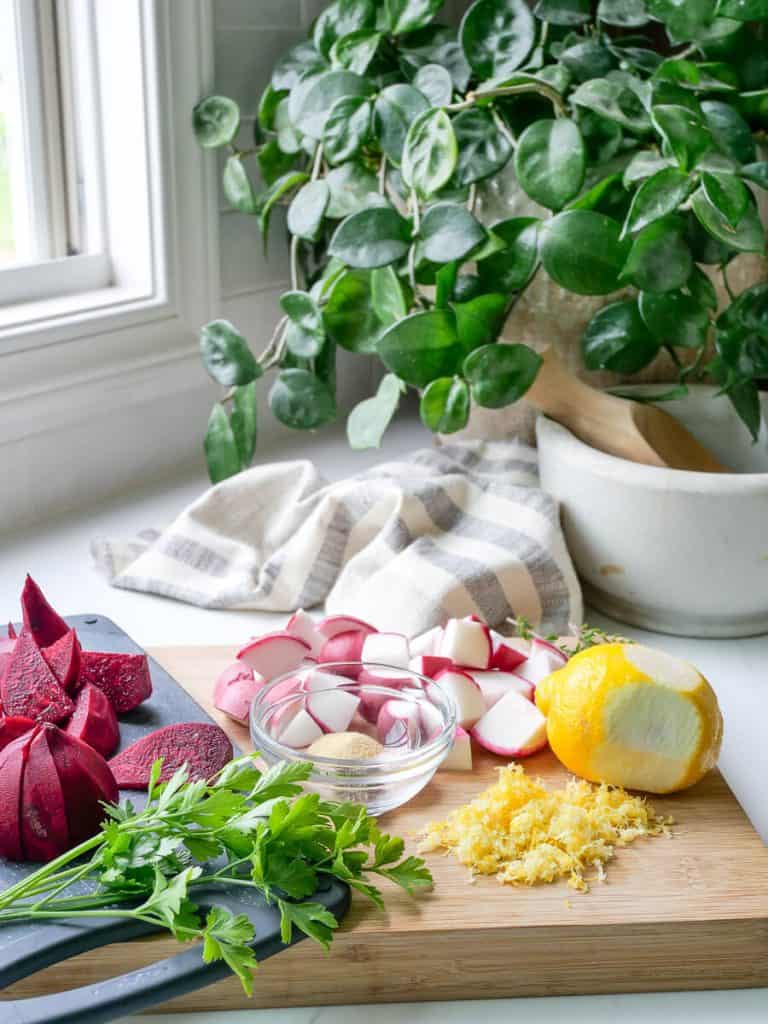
[5,645,768,1012]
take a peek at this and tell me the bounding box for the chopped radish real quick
[278,707,323,748]
[285,609,323,658]
[490,637,527,672]
[438,618,492,670]
[306,689,360,733]
[472,670,534,709]
[516,636,568,685]
[269,675,304,703]
[357,668,412,722]
[432,668,485,729]
[409,654,453,678]
[418,698,444,738]
[471,689,548,757]
[318,629,367,676]
[316,615,376,640]
[409,626,442,658]
[362,632,410,668]
[358,666,412,687]
[377,699,420,746]
[237,632,309,679]
[302,670,350,692]
[213,661,261,725]
[440,727,473,771]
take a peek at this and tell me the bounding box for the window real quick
[0,0,108,306]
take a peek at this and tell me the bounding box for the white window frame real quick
[0,0,219,462]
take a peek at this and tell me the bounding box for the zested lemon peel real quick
[418,764,672,892]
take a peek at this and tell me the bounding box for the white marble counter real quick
[2,419,766,1022]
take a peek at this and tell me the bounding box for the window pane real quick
[0,0,24,265]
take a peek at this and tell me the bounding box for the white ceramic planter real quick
[536,386,768,638]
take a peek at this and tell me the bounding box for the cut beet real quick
[109,722,232,789]
[7,622,17,639]
[79,650,153,713]
[1,629,75,724]
[0,635,16,683]
[21,726,71,861]
[42,629,81,692]
[0,715,35,752]
[46,724,118,844]
[0,731,32,861]
[64,683,120,758]
[21,575,69,648]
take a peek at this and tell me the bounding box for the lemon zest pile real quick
[418,764,672,892]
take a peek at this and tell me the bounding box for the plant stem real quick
[408,190,421,297]
[721,262,735,302]
[378,155,387,195]
[445,81,566,118]
[290,235,301,291]
[492,109,517,150]
[0,834,103,910]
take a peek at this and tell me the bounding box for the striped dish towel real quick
[92,440,582,636]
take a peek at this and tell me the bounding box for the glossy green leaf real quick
[477,218,539,292]
[269,369,337,430]
[741,162,768,190]
[435,262,459,308]
[639,290,710,347]
[257,171,310,242]
[402,109,457,198]
[287,181,330,240]
[620,215,692,292]
[452,293,508,350]
[258,85,285,134]
[452,109,513,186]
[701,100,756,164]
[645,0,714,44]
[280,291,326,358]
[567,173,627,218]
[325,163,380,218]
[193,96,240,148]
[371,266,409,326]
[733,283,768,337]
[374,85,430,166]
[347,373,405,450]
[257,140,297,186]
[331,30,382,75]
[597,0,650,26]
[420,377,470,433]
[290,71,372,140]
[622,167,692,236]
[329,205,412,268]
[717,0,768,20]
[571,78,651,132]
[377,309,463,387]
[413,64,453,107]
[230,383,258,467]
[419,202,486,263]
[459,0,535,80]
[533,0,590,25]
[274,98,302,154]
[723,376,762,440]
[577,110,623,164]
[651,104,712,171]
[691,188,766,253]
[463,343,542,408]
[314,0,375,60]
[514,119,585,211]
[272,41,326,92]
[200,320,260,387]
[560,39,616,82]
[323,270,383,352]
[204,404,241,483]
[323,96,372,165]
[622,150,672,187]
[701,171,750,228]
[582,300,659,373]
[222,156,257,214]
[687,264,718,312]
[541,210,630,296]
[400,24,472,92]
[384,0,445,33]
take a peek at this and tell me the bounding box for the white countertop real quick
[2,420,766,1023]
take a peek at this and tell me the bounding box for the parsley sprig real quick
[0,755,432,994]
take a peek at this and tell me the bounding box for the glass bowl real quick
[250,661,456,815]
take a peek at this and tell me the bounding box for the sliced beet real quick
[109,722,232,789]
[0,731,32,861]
[64,682,119,758]
[21,726,71,861]
[0,715,35,752]
[21,575,69,648]
[79,650,153,713]
[1,629,75,724]
[42,629,81,692]
[46,724,117,844]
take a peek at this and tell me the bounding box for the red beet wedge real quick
[42,629,81,692]
[21,726,71,862]
[1,629,74,723]
[109,722,232,789]
[79,650,152,713]
[0,714,36,752]
[0,731,32,861]
[7,621,17,639]
[64,682,119,758]
[21,575,69,648]
[47,725,118,844]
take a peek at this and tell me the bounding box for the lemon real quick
[536,643,723,794]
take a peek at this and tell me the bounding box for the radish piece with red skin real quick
[21,576,70,648]
[237,632,310,680]
[471,688,548,757]
[1,629,74,724]
[438,619,492,670]
[440,726,473,771]
[213,662,261,726]
[0,715,35,752]
[0,731,32,860]
[418,697,444,738]
[357,668,412,722]
[42,629,81,692]
[302,670,350,692]
[64,683,120,757]
[21,725,71,861]
[79,650,152,713]
[409,654,453,678]
[409,625,442,658]
[285,609,323,658]
[377,698,420,746]
[316,615,376,641]
[432,668,485,729]
[362,632,410,668]
[306,688,360,733]
[490,639,527,673]
[109,722,232,789]
[278,707,322,748]
[47,724,118,844]
[516,636,568,685]
[472,670,534,710]
[318,630,367,676]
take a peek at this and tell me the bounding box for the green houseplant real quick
[193,0,768,483]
